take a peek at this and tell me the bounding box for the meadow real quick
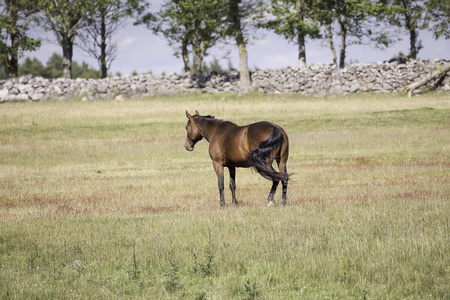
[0,93,449,299]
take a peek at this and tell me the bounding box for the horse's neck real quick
[196,118,222,142]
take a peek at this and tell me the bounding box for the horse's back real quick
[247,121,281,146]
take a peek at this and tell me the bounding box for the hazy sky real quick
[25,12,450,76]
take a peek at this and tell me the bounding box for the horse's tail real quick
[248,127,289,182]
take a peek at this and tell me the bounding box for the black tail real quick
[248,127,288,182]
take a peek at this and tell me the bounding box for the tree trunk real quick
[181,23,193,74]
[297,32,306,68]
[296,0,306,68]
[327,22,337,66]
[408,25,418,59]
[404,9,419,59]
[100,13,107,78]
[237,37,252,94]
[181,38,191,74]
[61,38,73,79]
[338,16,347,68]
[404,64,450,97]
[4,3,19,78]
[42,0,83,79]
[191,33,205,76]
[229,0,253,94]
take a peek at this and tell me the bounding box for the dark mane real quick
[195,114,217,120]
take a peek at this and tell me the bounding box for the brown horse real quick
[185,111,289,206]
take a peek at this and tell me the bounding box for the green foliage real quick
[73,61,101,79]
[0,65,6,79]
[322,0,398,67]
[164,260,183,293]
[14,53,101,79]
[38,0,92,78]
[192,230,216,277]
[202,57,234,74]
[263,0,322,42]
[0,0,41,77]
[148,0,228,75]
[19,57,46,77]
[426,0,450,39]
[45,52,64,78]
[244,279,261,299]
[380,0,432,58]
[79,0,150,78]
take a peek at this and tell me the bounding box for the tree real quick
[72,61,102,79]
[45,52,64,78]
[426,0,450,40]
[202,57,233,74]
[20,53,101,79]
[224,0,265,93]
[146,0,226,76]
[80,0,150,78]
[19,57,46,77]
[262,0,321,67]
[0,0,40,78]
[38,0,89,79]
[320,0,396,67]
[381,0,431,59]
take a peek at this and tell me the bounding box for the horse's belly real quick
[223,146,250,168]
[225,159,250,168]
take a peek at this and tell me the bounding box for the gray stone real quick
[9,87,20,95]
[16,93,30,101]
[31,93,44,101]
[364,76,376,84]
[349,83,361,93]
[97,85,108,93]
[0,88,8,100]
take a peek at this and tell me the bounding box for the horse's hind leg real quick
[278,159,288,205]
[267,180,279,206]
[229,166,238,205]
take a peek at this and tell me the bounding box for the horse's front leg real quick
[213,161,225,206]
[228,166,238,205]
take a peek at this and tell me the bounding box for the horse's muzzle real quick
[185,144,194,151]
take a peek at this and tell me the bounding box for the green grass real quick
[1,93,449,299]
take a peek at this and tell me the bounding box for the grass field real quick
[0,93,449,299]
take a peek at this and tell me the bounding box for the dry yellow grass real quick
[0,93,449,299]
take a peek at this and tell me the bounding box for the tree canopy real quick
[0,0,41,78]
[0,0,448,79]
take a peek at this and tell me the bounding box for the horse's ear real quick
[186,111,192,119]
[194,110,199,116]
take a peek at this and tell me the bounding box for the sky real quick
[24,13,450,76]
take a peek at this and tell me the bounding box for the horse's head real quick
[185,111,203,151]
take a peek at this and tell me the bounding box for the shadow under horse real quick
[185,111,289,206]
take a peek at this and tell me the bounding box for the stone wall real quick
[0,58,449,102]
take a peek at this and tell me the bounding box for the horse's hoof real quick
[267,201,275,207]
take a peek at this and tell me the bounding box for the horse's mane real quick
[195,114,235,125]
[196,114,219,120]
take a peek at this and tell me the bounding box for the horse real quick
[185,111,289,206]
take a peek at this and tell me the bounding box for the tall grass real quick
[1,93,449,299]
